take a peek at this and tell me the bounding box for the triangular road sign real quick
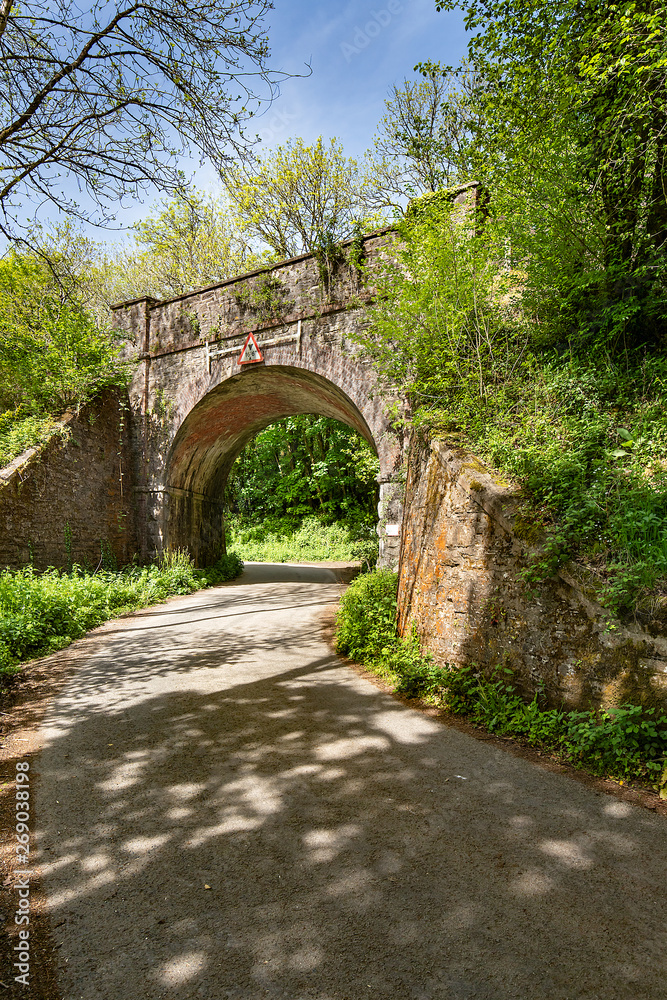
[238,332,263,365]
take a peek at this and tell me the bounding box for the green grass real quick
[336,570,667,793]
[228,516,377,566]
[0,549,243,692]
[0,410,65,468]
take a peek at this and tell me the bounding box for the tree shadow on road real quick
[27,574,667,1000]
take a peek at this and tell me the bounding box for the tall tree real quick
[128,189,263,298]
[220,136,383,258]
[0,0,277,245]
[436,0,667,349]
[368,65,482,212]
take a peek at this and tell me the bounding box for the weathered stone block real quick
[398,431,667,712]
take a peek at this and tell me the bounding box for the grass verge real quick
[228,515,377,567]
[336,570,667,796]
[0,410,65,468]
[0,550,243,693]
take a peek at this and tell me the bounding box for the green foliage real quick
[199,551,245,585]
[226,415,379,541]
[435,0,667,352]
[314,227,346,295]
[128,189,264,300]
[229,517,371,565]
[0,253,125,416]
[0,248,127,464]
[335,569,400,661]
[358,192,527,412]
[443,664,667,785]
[232,273,288,320]
[220,136,387,259]
[0,548,243,692]
[347,223,367,278]
[360,187,667,617]
[368,65,482,213]
[0,410,64,468]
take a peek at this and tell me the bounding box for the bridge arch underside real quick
[164,365,379,566]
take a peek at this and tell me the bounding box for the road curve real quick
[34,564,667,1000]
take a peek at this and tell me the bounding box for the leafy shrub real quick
[0,548,243,692]
[442,664,667,785]
[200,551,244,585]
[335,569,399,660]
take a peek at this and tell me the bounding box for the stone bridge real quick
[111,230,406,567]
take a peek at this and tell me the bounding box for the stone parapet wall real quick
[398,432,667,712]
[0,391,137,570]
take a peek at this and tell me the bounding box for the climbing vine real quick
[314,229,346,296]
[347,223,366,280]
[232,273,288,322]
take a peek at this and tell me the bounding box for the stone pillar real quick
[111,296,160,563]
[377,475,404,569]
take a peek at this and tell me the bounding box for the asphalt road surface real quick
[33,564,667,1000]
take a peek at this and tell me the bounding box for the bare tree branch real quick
[0,0,290,244]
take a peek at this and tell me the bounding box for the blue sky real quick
[191,0,469,192]
[253,0,467,156]
[30,1,469,243]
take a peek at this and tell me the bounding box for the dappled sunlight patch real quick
[156,951,207,986]
[121,833,171,855]
[79,852,112,872]
[317,767,346,782]
[438,904,478,934]
[302,824,362,863]
[603,800,634,819]
[538,838,593,870]
[165,807,193,821]
[165,782,207,799]
[287,944,325,972]
[507,814,536,831]
[324,869,375,901]
[509,869,555,897]
[37,852,79,875]
[315,734,390,760]
[97,758,149,792]
[370,708,442,744]
[183,815,264,848]
[48,869,117,910]
[218,775,283,815]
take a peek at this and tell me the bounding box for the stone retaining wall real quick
[0,391,136,570]
[398,432,667,712]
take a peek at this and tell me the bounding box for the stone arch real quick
[164,365,388,564]
[112,230,407,567]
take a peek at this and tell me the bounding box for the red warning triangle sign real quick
[238,332,263,365]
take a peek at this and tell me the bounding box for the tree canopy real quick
[368,66,481,213]
[0,0,278,245]
[0,252,123,413]
[436,0,667,350]
[128,190,263,298]
[220,136,384,258]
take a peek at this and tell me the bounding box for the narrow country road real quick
[33,565,667,1000]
